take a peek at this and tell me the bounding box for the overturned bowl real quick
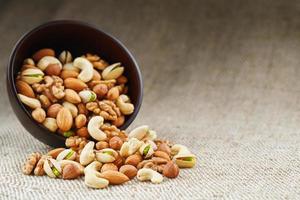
[6,20,143,147]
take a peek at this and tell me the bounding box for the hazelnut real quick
[95,141,109,150]
[109,136,123,150]
[76,127,89,138]
[119,165,137,179]
[162,161,179,178]
[125,154,142,167]
[93,84,108,98]
[47,104,63,118]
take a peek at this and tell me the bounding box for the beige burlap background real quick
[1,0,300,199]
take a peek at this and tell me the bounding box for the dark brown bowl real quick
[6,20,143,148]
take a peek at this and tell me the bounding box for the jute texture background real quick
[0,0,300,199]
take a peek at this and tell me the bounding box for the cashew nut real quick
[73,57,93,82]
[95,148,118,163]
[18,94,41,109]
[87,116,107,141]
[84,161,109,189]
[137,168,163,184]
[128,125,157,141]
[120,138,144,157]
[101,62,124,80]
[80,141,96,166]
[43,158,62,178]
[37,56,62,71]
[56,149,76,161]
[116,94,134,115]
[79,90,97,103]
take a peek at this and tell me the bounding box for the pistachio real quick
[174,155,196,168]
[139,143,154,159]
[21,68,44,84]
[43,158,62,178]
[79,90,97,103]
[95,148,118,163]
[57,149,76,161]
[59,50,73,64]
[101,63,124,80]
[63,130,75,138]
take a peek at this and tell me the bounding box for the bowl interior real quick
[8,20,142,147]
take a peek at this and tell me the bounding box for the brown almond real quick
[100,170,129,185]
[32,48,55,62]
[101,163,118,173]
[109,136,123,150]
[75,114,87,128]
[62,163,81,180]
[125,154,142,167]
[45,63,61,76]
[64,89,81,104]
[47,148,65,158]
[56,108,73,131]
[153,151,171,161]
[64,78,88,91]
[76,127,89,138]
[61,70,79,79]
[47,104,63,118]
[119,165,137,179]
[16,80,35,98]
[163,161,179,178]
[157,143,171,155]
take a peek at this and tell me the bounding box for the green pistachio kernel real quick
[102,151,113,156]
[143,145,151,156]
[65,150,74,159]
[63,131,74,138]
[24,74,43,78]
[182,157,194,161]
[52,167,60,177]
[89,92,96,102]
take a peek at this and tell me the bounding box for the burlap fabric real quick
[0,0,300,199]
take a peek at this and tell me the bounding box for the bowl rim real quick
[7,19,143,145]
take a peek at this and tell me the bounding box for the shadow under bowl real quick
[6,20,143,148]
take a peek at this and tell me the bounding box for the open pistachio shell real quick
[56,149,76,161]
[101,63,124,80]
[95,148,118,163]
[43,158,62,178]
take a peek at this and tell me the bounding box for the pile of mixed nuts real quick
[18,48,196,188]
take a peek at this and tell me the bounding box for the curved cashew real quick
[79,90,97,103]
[84,161,109,189]
[37,56,62,71]
[59,160,84,174]
[128,125,157,141]
[137,168,163,184]
[56,149,76,161]
[73,57,93,82]
[116,94,134,115]
[139,143,154,159]
[18,94,41,109]
[95,148,118,163]
[120,138,143,157]
[101,62,124,80]
[43,158,62,178]
[87,116,107,141]
[80,141,96,166]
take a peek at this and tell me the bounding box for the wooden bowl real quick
[6,20,143,147]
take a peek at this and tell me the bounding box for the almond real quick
[64,78,88,91]
[101,163,118,173]
[16,80,35,98]
[64,89,81,104]
[61,70,79,79]
[45,63,62,76]
[75,114,87,128]
[32,48,55,62]
[47,148,65,159]
[47,103,63,118]
[153,151,171,161]
[100,170,129,185]
[31,108,46,123]
[125,154,142,167]
[62,163,81,180]
[119,165,137,179]
[56,108,73,131]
